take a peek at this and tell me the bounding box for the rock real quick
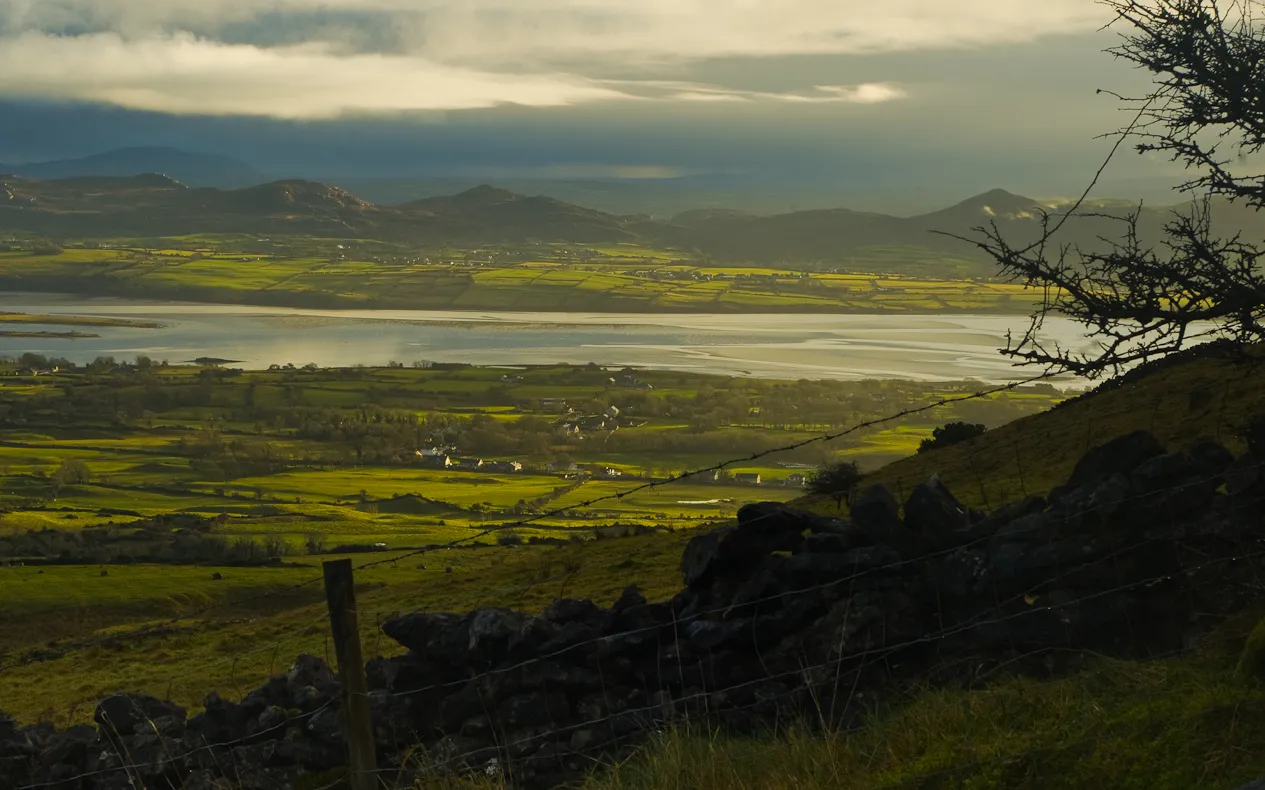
[0,712,17,744]
[796,532,855,554]
[497,692,570,729]
[188,692,246,745]
[940,547,988,598]
[1131,444,1228,493]
[787,546,902,582]
[285,654,336,694]
[978,496,1046,531]
[989,512,1048,547]
[381,611,465,657]
[543,598,602,624]
[1050,430,1165,503]
[306,707,344,744]
[804,514,851,535]
[734,502,808,552]
[684,619,753,651]
[256,706,287,733]
[94,694,186,738]
[681,504,808,590]
[903,476,971,546]
[1189,437,1237,473]
[38,725,97,767]
[801,591,921,663]
[681,528,729,589]
[849,484,921,555]
[1226,452,1264,497]
[836,545,904,572]
[466,609,524,667]
[849,484,902,535]
[1089,473,1132,515]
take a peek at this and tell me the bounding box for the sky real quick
[0,0,1190,202]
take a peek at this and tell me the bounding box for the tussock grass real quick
[582,635,1265,790]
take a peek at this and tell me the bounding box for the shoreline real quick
[0,279,1041,319]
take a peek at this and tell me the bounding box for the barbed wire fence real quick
[8,490,1265,790]
[0,368,1081,675]
[3,353,1264,790]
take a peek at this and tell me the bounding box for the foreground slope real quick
[6,345,1265,790]
[824,342,1265,514]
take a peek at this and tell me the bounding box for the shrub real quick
[497,529,524,547]
[807,460,862,508]
[918,422,986,454]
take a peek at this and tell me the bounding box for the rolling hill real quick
[0,174,1257,277]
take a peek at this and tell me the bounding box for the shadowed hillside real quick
[814,343,1265,514]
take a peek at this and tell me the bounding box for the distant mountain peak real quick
[954,188,1039,212]
[9,147,262,189]
[401,184,525,213]
[455,184,521,203]
[233,179,372,211]
[910,188,1042,226]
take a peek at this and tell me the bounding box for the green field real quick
[2,349,1265,788]
[0,362,1063,549]
[0,240,1044,314]
[0,358,1066,718]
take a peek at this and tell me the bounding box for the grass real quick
[796,350,1265,515]
[580,632,1265,789]
[1,349,1264,787]
[0,529,692,723]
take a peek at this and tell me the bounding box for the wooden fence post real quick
[323,559,378,790]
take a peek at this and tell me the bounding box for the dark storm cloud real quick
[0,0,1185,202]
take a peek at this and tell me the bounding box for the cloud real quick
[0,31,909,117]
[1,1,1105,62]
[0,0,1104,117]
[627,81,909,104]
[0,32,626,117]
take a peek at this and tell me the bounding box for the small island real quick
[0,312,163,329]
[0,330,98,339]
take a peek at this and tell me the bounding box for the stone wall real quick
[4,429,1265,790]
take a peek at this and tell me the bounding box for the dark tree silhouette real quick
[958,0,1265,378]
[807,460,863,508]
[918,422,987,454]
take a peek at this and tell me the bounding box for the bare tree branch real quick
[959,0,1265,378]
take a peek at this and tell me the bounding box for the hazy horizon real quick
[0,0,1195,212]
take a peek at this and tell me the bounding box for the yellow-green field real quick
[1,349,1264,789]
[0,241,1043,314]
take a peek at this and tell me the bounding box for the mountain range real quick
[0,147,264,189]
[1,169,1258,278]
[0,146,1195,216]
